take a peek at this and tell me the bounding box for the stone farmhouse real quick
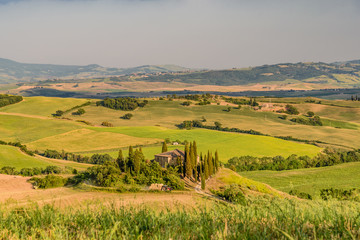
[154,149,185,168]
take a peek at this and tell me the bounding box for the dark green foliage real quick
[163,174,185,190]
[0,166,17,175]
[30,175,68,189]
[289,190,313,200]
[54,110,64,117]
[291,116,323,126]
[307,111,315,117]
[212,184,247,205]
[101,121,113,127]
[78,165,122,187]
[20,167,42,177]
[0,94,22,107]
[0,141,35,156]
[201,173,206,190]
[43,166,63,174]
[90,154,114,165]
[42,149,90,163]
[279,115,287,120]
[72,108,85,115]
[96,97,148,111]
[161,142,168,153]
[52,102,91,117]
[184,144,192,178]
[226,149,360,172]
[285,104,299,115]
[121,113,133,119]
[320,188,359,201]
[181,101,191,106]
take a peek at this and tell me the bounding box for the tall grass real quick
[0,197,359,239]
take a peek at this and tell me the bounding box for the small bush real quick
[101,121,114,127]
[121,113,133,120]
[212,184,247,205]
[30,175,68,189]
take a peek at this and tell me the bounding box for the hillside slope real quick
[0,58,189,83]
[128,61,360,87]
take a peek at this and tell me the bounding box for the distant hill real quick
[0,58,190,83]
[126,60,360,87]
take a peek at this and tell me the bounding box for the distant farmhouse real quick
[154,149,185,168]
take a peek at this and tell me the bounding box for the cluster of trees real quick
[350,95,360,101]
[72,108,85,115]
[166,93,214,101]
[42,149,90,163]
[0,94,22,107]
[226,148,360,172]
[53,101,91,117]
[74,146,184,190]
[222,97,259,107]
[181,141,220,190]
[0,165,76,177]
[290,115,323,126]
[0,140,34,156]
[96,97,148,111]
[284,104,299,115]
[121,113,133,119]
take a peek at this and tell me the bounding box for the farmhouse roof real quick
[155,149,185,158]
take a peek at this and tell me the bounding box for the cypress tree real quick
[185,144,192,178]
[116,149,126,172]
[201,173,206,190]
[127,146,134,172]
[215,150,220,172]
[133,149,141,175]
[212,156,216,174]
[207,151,213,177]
[161,141,168,153]
[204,154,209,180]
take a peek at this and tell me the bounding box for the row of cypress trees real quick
[182,141,220,187]
[116,146,144,175]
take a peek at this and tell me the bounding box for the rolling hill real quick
[0,58,190,83]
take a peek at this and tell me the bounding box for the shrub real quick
[101,121,113,127]
[285,104,299,115]
[30,175,68,189]
[181,101,191,106]
[212,184,246,205]
[72,108,85,115]
[307,111,315,117]
[164,174,184,190]
[121,113,133,120]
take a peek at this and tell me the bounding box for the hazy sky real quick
[0,0,359,69]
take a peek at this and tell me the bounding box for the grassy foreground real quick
[0,198,359,239]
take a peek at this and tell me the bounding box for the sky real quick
[0,0,359,69]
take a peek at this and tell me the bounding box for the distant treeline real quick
[0,140,34,156]
[96,97,148,111]
[0,165,76,177]
[41,149,114,165]
[222,97,259,107]
[177,120,324,145]
[226,148,360,172]
[0,94,22,107]
[53,101,91,117]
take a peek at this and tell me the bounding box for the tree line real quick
[176,119,324,145]
[0,94,22,108]
[226,148,360,172]
[96,97,148,111]
[0,165,76,177]
[222,96,259,107]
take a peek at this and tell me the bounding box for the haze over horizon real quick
[0,0,359,69]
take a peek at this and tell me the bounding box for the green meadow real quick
[241,162,360,198]
[0,145,91,170]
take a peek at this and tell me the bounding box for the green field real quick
[241,162,360,198]
[0,145,91,170]
[87,126,320,161]
[0,96,88,117]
